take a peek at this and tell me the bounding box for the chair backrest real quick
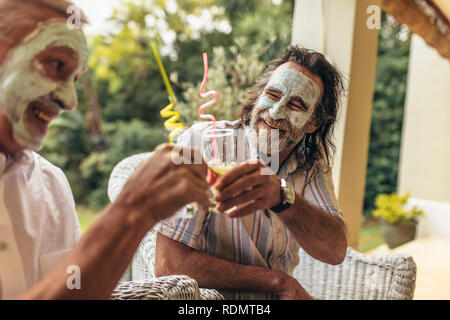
[107,152,154,203]
[293,247,417,300]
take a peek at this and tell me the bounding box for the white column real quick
[292,0,380,248]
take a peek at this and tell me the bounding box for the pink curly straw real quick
[198,52,218,160]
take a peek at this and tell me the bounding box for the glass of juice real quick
[201,128,237,211]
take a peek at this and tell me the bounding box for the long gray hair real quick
[240,45,345,169]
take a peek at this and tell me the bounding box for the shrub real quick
[372,192,425,224]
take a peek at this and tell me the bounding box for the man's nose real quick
[269,101,287,120]
[51,82,78,111]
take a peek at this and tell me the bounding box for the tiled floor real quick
[370,236,450,300]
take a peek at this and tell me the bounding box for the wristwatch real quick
[270,178,295,213]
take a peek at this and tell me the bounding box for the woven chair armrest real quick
[293,247,417,300]
[112,275,225,300]
[200,288,225,300]
[112,275,201,300]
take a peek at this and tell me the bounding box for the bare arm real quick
[155,233,312,300]
[19,145,210,300]
[278,195,347,265]
[20,204,157,299]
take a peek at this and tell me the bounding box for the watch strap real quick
[269,179,292,213]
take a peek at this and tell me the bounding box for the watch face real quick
[285,181,295,204]
[270,179,295,214]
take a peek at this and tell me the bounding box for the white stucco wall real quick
[398,35,450,238]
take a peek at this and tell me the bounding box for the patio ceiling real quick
[433,0,450,22]
[381,0,450,60]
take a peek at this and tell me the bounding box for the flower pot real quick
[381,220,417,249]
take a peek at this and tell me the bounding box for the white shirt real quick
[0,151,80,299]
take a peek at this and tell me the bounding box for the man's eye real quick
[51,60,65,72]
[288,102,305,111]
[266,91,280,101]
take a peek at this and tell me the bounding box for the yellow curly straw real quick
[151,42,185,145]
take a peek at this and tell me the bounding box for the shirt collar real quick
[277,152,299,179]
[0,150,33,176]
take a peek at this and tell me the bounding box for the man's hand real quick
[213,159,281,218]
[115,144,209,226]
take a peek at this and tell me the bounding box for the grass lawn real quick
[76,206,100,233]
[359,219,385,252]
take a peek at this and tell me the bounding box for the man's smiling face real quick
[250,61,323,154]
[0,20,87,151]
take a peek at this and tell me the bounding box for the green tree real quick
[88,0,233,125]
[40,0,296,210]
[229,0,294,61]
[175,37,271,126]
[79,119,165,209]
[40,110,92,202]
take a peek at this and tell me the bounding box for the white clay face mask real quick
[0,20,87,150]
[255,64,320,130]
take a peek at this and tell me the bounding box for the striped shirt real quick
[155,120,343,300]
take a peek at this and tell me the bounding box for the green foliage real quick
[173,0,294,125]
[40,110,92,201]
[79,120,165,209]
[88,29,166,124]
[69,0,293,210]
[41,113,165,209]
[38,1,411,217]
[87,0,234,126]
[363,14,411,217]
[175,38,270,125]
[230,0,294,61]
[40,1,411,215]
[87,0,293,127]
[373,192,425,224]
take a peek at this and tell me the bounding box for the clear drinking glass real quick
[201,128,237,211]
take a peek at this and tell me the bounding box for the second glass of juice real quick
[201,128,236,210]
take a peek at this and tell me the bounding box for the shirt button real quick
[0,242,8,251]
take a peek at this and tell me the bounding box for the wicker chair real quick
[111,275,224,300]
[107,152,223,300]
[108,153,417,300]
[294,247,416,300]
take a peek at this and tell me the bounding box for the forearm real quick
[155,233,287,295]
[20,203,156,300]
[278,194,347,265]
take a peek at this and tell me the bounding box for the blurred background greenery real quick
[38,1,411,250]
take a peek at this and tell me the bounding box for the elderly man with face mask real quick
[0,0,209,299]
[149,46,348,300]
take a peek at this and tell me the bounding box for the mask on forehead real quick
[0,20,87,150]
[255,64,320,130]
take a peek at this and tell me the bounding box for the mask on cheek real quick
[254,65,320,131]
[0,20,87,150]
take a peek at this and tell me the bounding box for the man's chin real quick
[13,128,44,151]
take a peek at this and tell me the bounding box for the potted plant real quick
[373,192,425,249]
